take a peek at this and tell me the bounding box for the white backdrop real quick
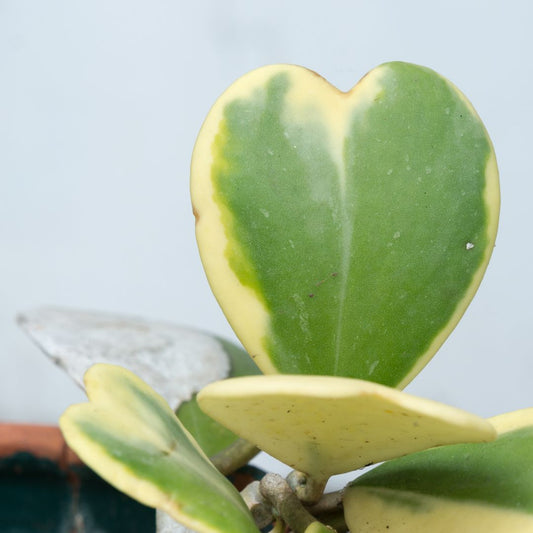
[2,0,532,476]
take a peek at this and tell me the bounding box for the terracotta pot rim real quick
[0,422,82,466]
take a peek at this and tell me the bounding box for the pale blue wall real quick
[2,1,531,474]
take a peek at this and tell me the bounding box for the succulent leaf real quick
[191,62,499,387]
[197,375,495,482]
[344,408,533,532]
[60,364,259,533]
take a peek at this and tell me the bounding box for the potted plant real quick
[19,61,533,532]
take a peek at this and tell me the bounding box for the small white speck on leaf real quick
[393,231,401,239]
[260,208,270,218]
[387,169,393,175]
[466,242,475,250]
[267,148,274,156]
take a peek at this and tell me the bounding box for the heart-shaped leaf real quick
[197,375,495,483]
[344,408,533,532]
[60,364,259,533]
[191,62,499,387]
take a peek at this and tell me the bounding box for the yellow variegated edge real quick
[191,65,286,374]
[489,407,533,434]
[197,375,495,482]
[344,408,533,533]
[344,487,533,533]
[399,148,499,389]
[60,364,259,533]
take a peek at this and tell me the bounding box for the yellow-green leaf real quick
[304,522,335,533]
[191,62,499,387]
[344,408,533,532]
[197,375,495,482]
[60,364,259,533]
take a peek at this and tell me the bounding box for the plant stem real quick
[306,490,343,515]
[306,491,347,532]
[260,473,336,533]
[287,470,327,504]
[209,438,260,475]
[240,481,274,529]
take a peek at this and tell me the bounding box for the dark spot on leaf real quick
[192,206,200,223]
[162,441,177,456]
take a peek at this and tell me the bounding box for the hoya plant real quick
[19,62,533,532]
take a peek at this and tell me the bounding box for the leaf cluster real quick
[20,62,533,532]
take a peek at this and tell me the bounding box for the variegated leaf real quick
[60,364,259,533]
[191,61,499,387]
[344,408,533,532]
[197,375,495,482]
